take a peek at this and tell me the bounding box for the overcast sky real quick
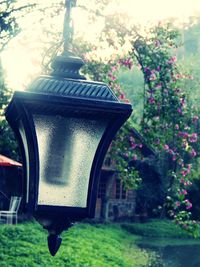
[2,0,200,90]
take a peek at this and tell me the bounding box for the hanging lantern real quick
[5,0,132,256]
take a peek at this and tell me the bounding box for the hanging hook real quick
[63,0,77,52]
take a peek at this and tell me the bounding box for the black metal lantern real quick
[5,0,132,256]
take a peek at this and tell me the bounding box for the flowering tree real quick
[128,23,199,235]
[78,18,200,234]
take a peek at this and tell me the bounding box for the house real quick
[95,128,157,222]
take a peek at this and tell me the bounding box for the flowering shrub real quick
[82,22,199,235]
[129,23,199,235]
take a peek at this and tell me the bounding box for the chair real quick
[0,196,22,224]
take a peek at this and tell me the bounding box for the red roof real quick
[0,155,22,167]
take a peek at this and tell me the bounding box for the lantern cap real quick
[50,51,86,80]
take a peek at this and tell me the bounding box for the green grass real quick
[121,219,194,239]
[0,222,155,267]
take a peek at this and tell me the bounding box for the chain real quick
[63,0,77,51]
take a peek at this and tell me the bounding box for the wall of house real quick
[95,169,136,221]
[106,187,136,221]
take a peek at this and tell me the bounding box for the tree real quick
[0,0,36,159]
[0,0,35,52]
[130,23,199,234]
[83,21,200,234]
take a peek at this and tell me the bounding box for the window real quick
[98,180,106,198]
[116,179,121,199]
[116,179,127,199]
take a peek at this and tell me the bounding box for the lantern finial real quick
[48,234,62,256]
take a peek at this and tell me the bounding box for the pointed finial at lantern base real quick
[48,234,62,256]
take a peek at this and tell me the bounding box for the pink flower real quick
[172,155,177,161]
[148,97,155,104]
[120,58,133,69]
[189,133,198,143]
[178,131,189,138]
[168,149,174,155]
[181,164,192,176]
[187,164,192,170]
[181,170,188,177]
[180,98,186,107]
[111,66,117,72]
[168,56,177,64]
[144,67,151,75]
[189,148,197,158]
[155,83,162,89]
[133,155,137,161]
[149,73,157,81]
[192,115,199,123]
[108,72,117,81]
[184,181,192,186]
[119,93,125,100]
[131,143,137,149]
[175,124,179,130]
[179,189,187,195]
[175,201,181,207]
[156,66,161,71]
[164,144,169,150]
[177,108,182,114]
[185,199,192,210]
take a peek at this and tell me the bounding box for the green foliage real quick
[0,119,19,160]
[0,60,19,159]
[83,57,142,190]
[122,219,194,239]
[128,23,200,233]
[0,1,35,52]
[118,67,144,128]
[0,222,155,267]
[110,121,142,190]
[0,1,36,159]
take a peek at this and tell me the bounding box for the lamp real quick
[5,0,132,256]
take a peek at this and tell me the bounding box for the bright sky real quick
[2,0,200,90]
[118,0,200,22]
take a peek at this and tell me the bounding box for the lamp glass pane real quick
[33,114,108,208]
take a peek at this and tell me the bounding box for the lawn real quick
[1,219,196,266]
[121,219,194,238]
[0,221,155,267]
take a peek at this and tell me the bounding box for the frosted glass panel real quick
[33,115,108,208]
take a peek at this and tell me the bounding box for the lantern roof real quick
[28,75,118,103]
